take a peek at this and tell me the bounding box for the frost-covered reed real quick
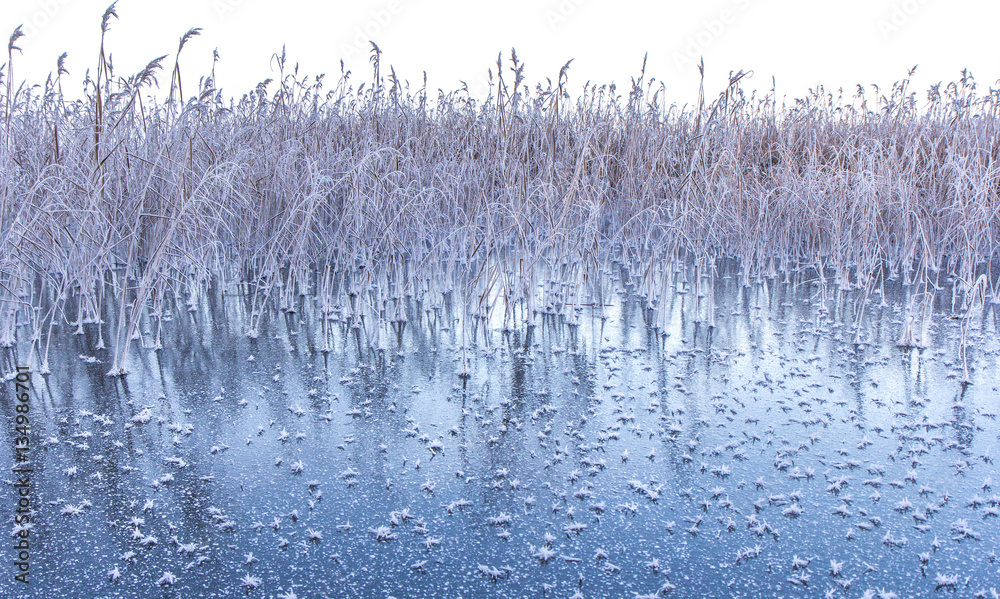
[3,6,1000,374]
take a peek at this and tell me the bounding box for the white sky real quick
[3,0,997,109]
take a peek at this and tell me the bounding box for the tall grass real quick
[2,8,1000,376]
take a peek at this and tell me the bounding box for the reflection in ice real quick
[2,275,999,598]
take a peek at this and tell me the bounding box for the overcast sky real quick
[3,0,996,108]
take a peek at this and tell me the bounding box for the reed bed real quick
[2,7,1000,376]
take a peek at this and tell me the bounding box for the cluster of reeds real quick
[2,5,1000,376]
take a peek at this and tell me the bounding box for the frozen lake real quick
[3,275,1000,598]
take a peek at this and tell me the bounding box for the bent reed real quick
[2,5,999,376]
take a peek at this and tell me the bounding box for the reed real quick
[2,7,1000,375]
